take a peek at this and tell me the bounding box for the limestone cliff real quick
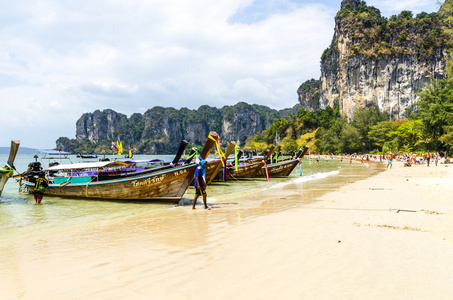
[68,102,298,154]
[76,109,127,143]
[297,79,320,112]
[222,102,264,145]
[299,0,451,119]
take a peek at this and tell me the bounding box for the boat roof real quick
[47,161,129,171]
[121,159,172,164]
[36,149,71,155]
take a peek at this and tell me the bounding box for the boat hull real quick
[214,160,263,181]
[261,145,309,178]
[229,161,264,179]
[25,164,197,202]
[261,159,299,178]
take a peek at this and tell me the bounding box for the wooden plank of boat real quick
[0,140,20,197]
[261,145,309,178]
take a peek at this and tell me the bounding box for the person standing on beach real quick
[387,154,393,169]
[192,160,211,210]
[426,151,431,167]
[29,172,48,205]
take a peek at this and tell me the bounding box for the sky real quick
[0,0,440,149]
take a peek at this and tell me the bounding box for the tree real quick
[315,117,359,154]
[415,78,453,150]
[368,120,398,151]
[351,106,389,152]
[439,125,453,149]
[387,120,424,152]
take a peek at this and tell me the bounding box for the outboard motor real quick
[28,162,42,173]
[23,161,43,179]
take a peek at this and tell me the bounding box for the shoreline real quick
[2,161,453,299]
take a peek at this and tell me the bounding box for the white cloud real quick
[367,0,440,16]
[0,0,335,148]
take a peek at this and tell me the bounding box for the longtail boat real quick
[0,140,20,197]
[220,146,275,181]
[78,154,98,159]
[261,145,310,178]
[20,133,218,202]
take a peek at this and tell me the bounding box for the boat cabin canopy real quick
[47,161,130,171]
[37,149,71,156]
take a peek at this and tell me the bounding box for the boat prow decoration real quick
[0,140,20,197]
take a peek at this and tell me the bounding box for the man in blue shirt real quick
[192,160,211,210]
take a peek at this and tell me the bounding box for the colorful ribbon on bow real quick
[234,145,240,171]
[208,135,225,167]
[0,161,16,176]
[186,148,198,160]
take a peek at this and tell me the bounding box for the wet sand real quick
[2,162,453,299]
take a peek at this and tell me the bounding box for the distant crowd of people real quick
[305,151,452,168]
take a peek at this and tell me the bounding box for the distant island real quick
[0,147,40,155]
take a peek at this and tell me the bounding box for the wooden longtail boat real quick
[261,145,309,178]
[78,154,98,159]
[220,146,275,181]
[0,140,20,197]
[21,133,218,202]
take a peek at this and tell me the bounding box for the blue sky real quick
[0,0,440,148]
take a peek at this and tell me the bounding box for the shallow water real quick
[0,154,385,241]
[0,154,385,299]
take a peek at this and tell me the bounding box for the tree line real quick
[245,76,453,155]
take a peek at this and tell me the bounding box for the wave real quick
[270,170,340,189]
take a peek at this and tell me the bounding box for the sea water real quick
[0,154,385,242]
[0,154,176,240]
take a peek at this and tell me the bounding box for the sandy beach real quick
[2,161,453,299]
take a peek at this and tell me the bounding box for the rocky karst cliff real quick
[76,109,127,143]
[299,0,451,119]
[297,79,321,111]
[61,102,297,154]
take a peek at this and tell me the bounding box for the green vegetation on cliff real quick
[321,0,451,62]
[57,102,300,154]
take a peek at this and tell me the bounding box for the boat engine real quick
[24,162,43,178]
